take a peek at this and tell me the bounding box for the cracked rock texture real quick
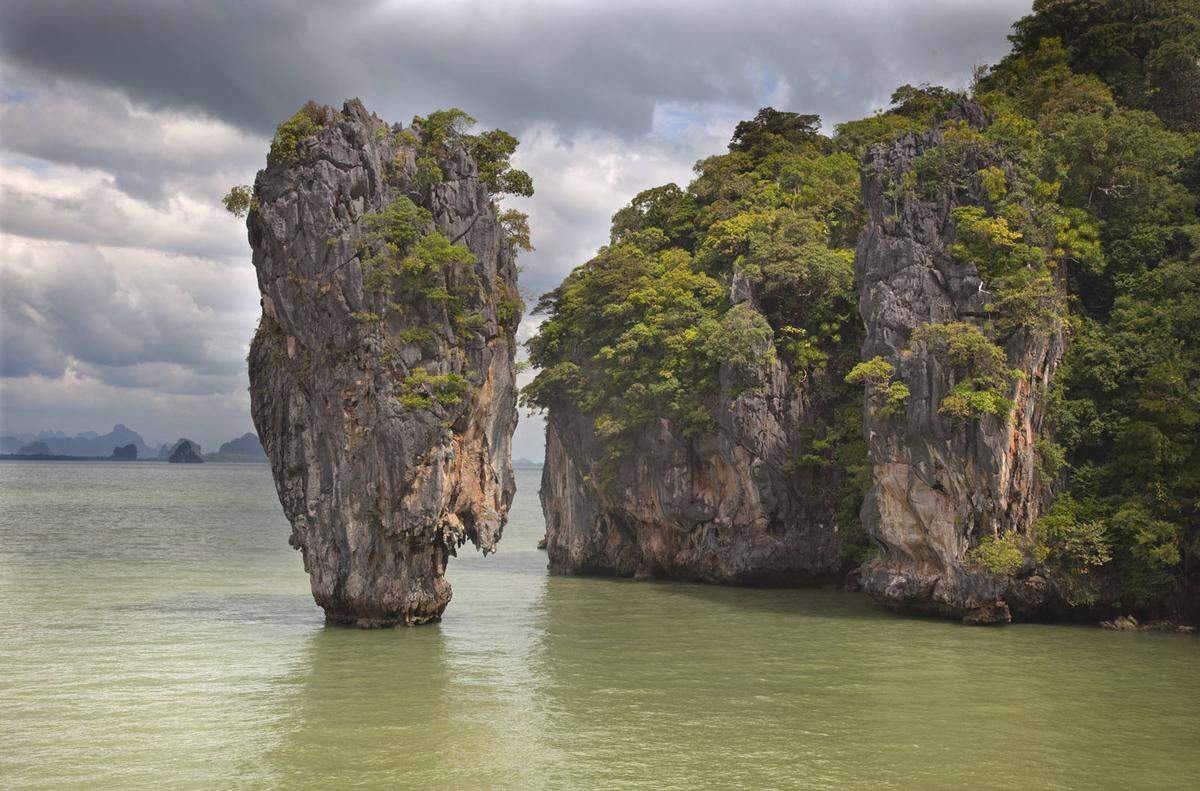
[247,100,518,626]
[541,271,848,585]
[855,100,1064,624]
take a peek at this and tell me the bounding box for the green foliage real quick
[969,532,1026,576]
[729,108,822,156]
[498,209,534,252]
[398,367,471,411]
[525,106,868,457]
[409,109,534,198]
[359,197,475,308]
[1111,500,1182,601]
[998,0,1200,132]
[468,129,534,197]
[611,184,699,249]
[524,101,872,553]
[700,303,776,377]
[524,242,736,439]
[1035,496,1111,605]
[845,356,895,388]
[414,108,476,154]
[845,356,909,420]
[910,323,1017,419]
[360,197,432,296]
[975,1,1200,610]
[221,185,256,218]
[413,155,444,191]
[268,101,330,167]
[496,284,525,335]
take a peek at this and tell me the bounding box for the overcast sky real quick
[0,0,1030,457]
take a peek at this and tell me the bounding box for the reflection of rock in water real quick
[264,549,556,789]
[529,576,892,788]
[263,627,458,787]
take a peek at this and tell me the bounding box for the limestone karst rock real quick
[167,439,204,464]
[110,444,138,460]
[246,100,520,626]
[854,100,1063,624]
[539,271,848,585]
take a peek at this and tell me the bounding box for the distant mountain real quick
[216,432,266,458]
[513,457,543,469]
[17,440,51,455]
[167,439,204,464]
[6,425,154,458]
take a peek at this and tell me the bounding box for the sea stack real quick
[245,100,522,626]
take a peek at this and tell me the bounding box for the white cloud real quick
[0,155,252,259]
[0,71,266,200]
[0,235,258,433]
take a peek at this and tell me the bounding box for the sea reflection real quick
[264,504,558,790]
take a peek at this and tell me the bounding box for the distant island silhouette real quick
[0,425,267,463]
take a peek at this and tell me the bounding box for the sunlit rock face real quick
[855,100,1063,624]
[247,100,518,626]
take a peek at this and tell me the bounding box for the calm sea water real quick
[0,461,1197,790]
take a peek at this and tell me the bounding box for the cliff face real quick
[247,100,519,626]
[540,273,847,585]
[855,101,1064,624]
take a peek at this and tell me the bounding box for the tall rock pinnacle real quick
[246,100,522,625]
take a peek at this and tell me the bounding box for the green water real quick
[0,462,1196,790]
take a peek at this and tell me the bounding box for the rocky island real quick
[527,113,865,585]
[167,439,204,464]
[526,0,1200,626]
[241,101,530,626]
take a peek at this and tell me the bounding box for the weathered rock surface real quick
[247,100,519,626]
[855,100,1064,624]
[167,439,204,464]
[540,272,848,585]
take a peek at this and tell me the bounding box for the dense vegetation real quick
[524,102,952,558]
[525,0,1200,614]
[982,0,1200,611]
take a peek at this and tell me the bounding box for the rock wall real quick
[540,272,847,585]
[247,100,519,626]
[855,101,1064,624]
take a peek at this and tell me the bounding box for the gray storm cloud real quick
[0,0,1031,453]
[0,0,1026,135]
